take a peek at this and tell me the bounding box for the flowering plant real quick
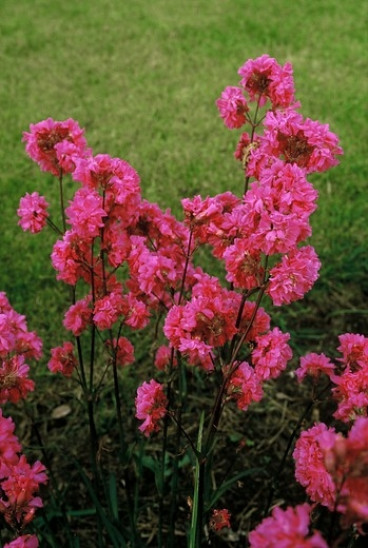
[12,54,366,545]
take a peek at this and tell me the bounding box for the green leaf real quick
[207,467,263,509]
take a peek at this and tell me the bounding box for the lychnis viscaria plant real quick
[12,54,367,546]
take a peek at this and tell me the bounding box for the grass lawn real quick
[0,0,367,545]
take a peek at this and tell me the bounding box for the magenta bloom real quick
[23,117,88,175]
[63,295,93,336]
[248,504,328,547]
[0,454,47,529]
[267,246,321,306]
[295,352,335,382]
[4,536,39,548]
[252,327,292,381]
[66,187,106,239]
[0,355,35,404]
[135,379,168,436]
[229,361,263,411]
[293,423,336,510]
[0,410,22,465]
[330,333,368,421]
[48,342,77,377]
[17,192,49,234]
[216,86,249,129]
[238,54,296,108]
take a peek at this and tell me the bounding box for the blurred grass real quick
[0,0,367,352]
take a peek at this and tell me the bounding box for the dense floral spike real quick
[248,504,328,547]
[135,380,168,436]
[17,192,49,234]
[23,118,89,176]
[238,54,296,108]
[216,86,249,129]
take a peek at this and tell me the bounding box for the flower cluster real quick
[295,333,368,421]
[0,295,45,545]
[0,292,42,404]
[248,503,328,547]
[17,192,49,234]
[135,380,168,436]
[294,418,368,532]
[0,410,47,536]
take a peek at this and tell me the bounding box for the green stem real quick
[189,411,205,548]
[58,170,67,233]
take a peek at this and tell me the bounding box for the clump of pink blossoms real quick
[17,192,49,234]
[23,117,89,176]
[135,380,168,436]
[294,418,368,532]
[248,503,328,547]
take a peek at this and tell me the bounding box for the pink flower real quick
[252,109,343,175]
[337,333,368,370]
[0,455,47,528]
[93,291,126,331]
[229,361,263,411]
[293,423,336,509]
[63,295,93,336]
[66,187,106,239]
[48,342,77,377]
[319,417,368,531]
[51,230,92,286]
[223,239,264,290]
[135,379,168,436]
[154,345,176,371]
[216,86,249,129]
[331,368,368,422]
[267,246,321,306]
[210,508,231,531]
[107,337,135,367]
[17,192,49,234]
[295,353,335,382]
[23,117,88,175]
[248,504,328,547]
[252,328,293,381]
[0,355,35,404]
[0,410,21,465]
[238,54,296,108]
[4,535,39,548]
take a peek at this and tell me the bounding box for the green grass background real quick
[1,0,367,351]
